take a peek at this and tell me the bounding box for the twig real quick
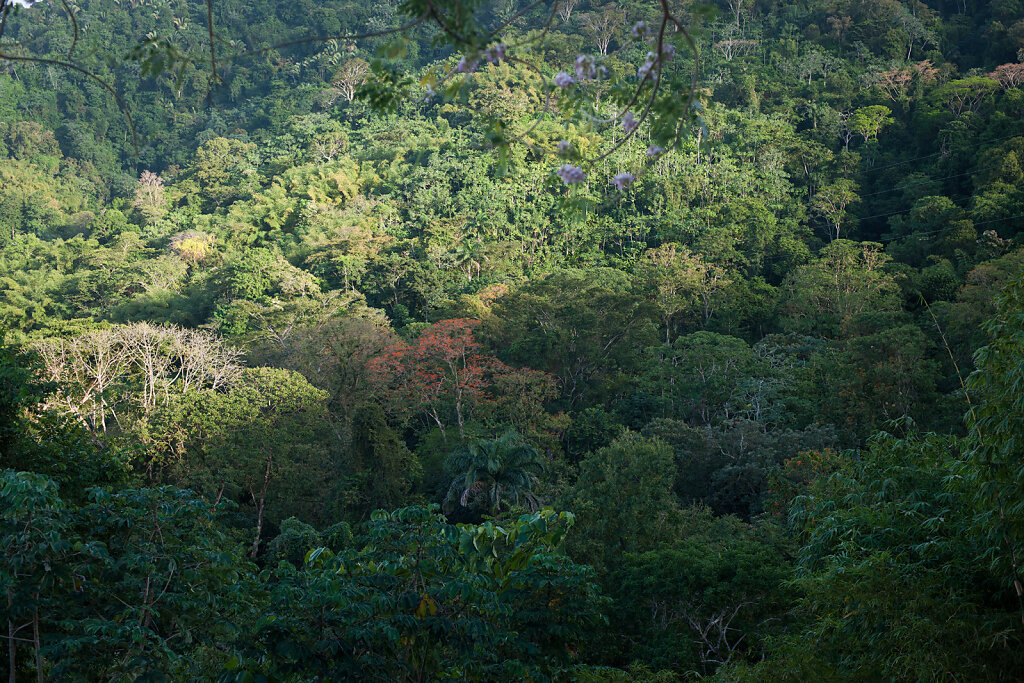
[205,0,218,86]
[57,0,78,57]
[0,50,138,153]
[214,13,429,65]
[488,0,551,39]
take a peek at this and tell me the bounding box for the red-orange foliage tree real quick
[366,319,553,441]
[764,449,843,516]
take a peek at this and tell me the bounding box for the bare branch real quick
[0,50,138,152]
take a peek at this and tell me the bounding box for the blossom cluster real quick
[542,27,684,187]
[556,164,586,184]
[554,72,575,88]
[555,54,606,88]
[550,38,679,184]
[484,44,506,63]
[637,43,677,80]
[611,172,634,191]
[622,112,638,134]
[631,21,652,39]
[456,56,478,74]
[455,44,507,75]
[574,54,597,80]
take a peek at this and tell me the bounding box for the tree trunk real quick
[250,455,273,559]
[455,396,466,440]
[7,589,15,683]
[428,410,447,443]
[32,609,41,683]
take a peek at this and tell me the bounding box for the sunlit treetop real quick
[386,0,704,188]
[0,0,704,193]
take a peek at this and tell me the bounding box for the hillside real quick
[2,0,1024,679]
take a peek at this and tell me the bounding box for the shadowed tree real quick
[563,431,681,576]
[347,402,420,516]
[443,429,543,518]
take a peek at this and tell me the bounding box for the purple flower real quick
[574,54,597,80]
[554,71,575,88]
[556,164,586,184]
[631,21,650,39]
[622,112,638,134]
[485,44,506,63]
[646,144,665,157]
[456,56,479,74]
[557,140,572,155]
[611,172,635,190]
[637,59,655,79]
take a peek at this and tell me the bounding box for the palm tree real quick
[443,430,543,516]
[451,240,486,280]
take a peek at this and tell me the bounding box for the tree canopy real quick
[3,0,1024,678]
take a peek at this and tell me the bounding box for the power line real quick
[858,131,1024,175]
[857,162,1003,199]
[810,210,1023,244]
[822,159,1017,232]
[881,211,1024,245]
[974,212,1024,230]
[855,206,917,223]
[806,139,1021,237]
[811,193,1022,244]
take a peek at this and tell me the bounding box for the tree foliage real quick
[3,0,1024,677]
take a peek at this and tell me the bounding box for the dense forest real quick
[2,0,1024,678]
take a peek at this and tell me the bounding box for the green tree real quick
[832,323,941,439]
[496,269,657,408]
[146,367,333,558]
[189,137,259,207]
[564,432,680,576]
[964,275,1024,619]
[810,179,860,242]
[266,516,324,566]
[0,470,71,682]
[941,250,1024,371]
[934,76,999,116]
[347,402,420,516]
[0,336,126,498]
[443,429,543,518]
[611,508,793,675]
[227,506,606,681]
[847,105,894,142]
[635,243,727,343]
[756,433,1024,680]
[780,241,900,338]
[1,473,255,681]
[0,336,37,459]
[643,332,765,427]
